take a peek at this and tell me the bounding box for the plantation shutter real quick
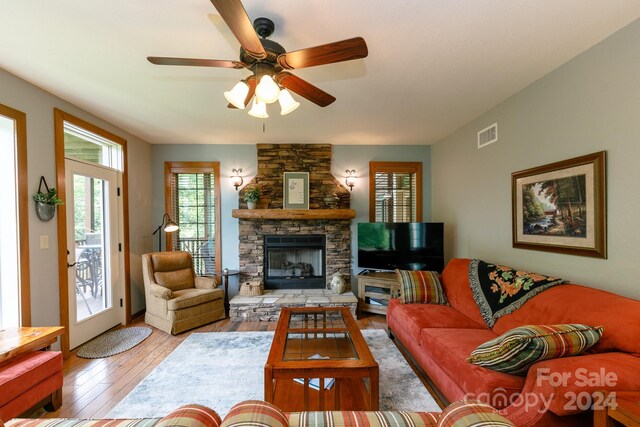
[169,171,216,275]
[369,162,422,223]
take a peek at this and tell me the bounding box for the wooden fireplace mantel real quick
[232,208,356,220]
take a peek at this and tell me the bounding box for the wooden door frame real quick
[54,108,130,357]
[0,103,31,326]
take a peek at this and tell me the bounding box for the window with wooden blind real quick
[165,162,221,275]
[369,162,422,222]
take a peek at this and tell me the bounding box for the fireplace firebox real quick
[264,235,326,289]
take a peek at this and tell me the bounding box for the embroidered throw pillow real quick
[396,270,447,304]
[468,324,604,375]
[437,399,515,427]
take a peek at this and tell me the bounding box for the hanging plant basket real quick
[33,176,63,222]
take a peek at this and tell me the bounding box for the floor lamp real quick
[152,213,179,252]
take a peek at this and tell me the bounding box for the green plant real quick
[243,186,261,203]
[33,187,63,206]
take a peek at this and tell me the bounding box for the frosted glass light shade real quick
[255,75,280,103]
[248,98,268,118]
[278,89,300,115]
[224,81,249,109]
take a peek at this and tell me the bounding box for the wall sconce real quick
[231,168,244,191]
[345,169,357,191]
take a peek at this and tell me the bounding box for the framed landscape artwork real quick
[512,151,606,258]
[283,172,309,209]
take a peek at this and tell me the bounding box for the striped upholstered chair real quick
[142,251,224,334]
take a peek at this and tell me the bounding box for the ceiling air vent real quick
[478,122,498,149]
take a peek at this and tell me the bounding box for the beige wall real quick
[0,68,153,328]
[432,19,640,299]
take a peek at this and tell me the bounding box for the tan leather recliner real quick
[142,251,224,334]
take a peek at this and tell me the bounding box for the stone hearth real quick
[229,289,357,322]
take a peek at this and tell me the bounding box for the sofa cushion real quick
[157,404,221,427]
[221,400,287,427]
[440,259,486,327]
[6,419,161,426]
[388,299,486,343]
[168,288,223,311]
[0,351,62,407]
[396,270,447,304]
[287,411,438,427]
[467,324,603,375]
[436,400,515,427]
[419,329,525,409]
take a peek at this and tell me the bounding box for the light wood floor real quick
[39,313,388,419]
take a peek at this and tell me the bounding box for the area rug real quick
[107,330,439,418]
[77,327,152,359]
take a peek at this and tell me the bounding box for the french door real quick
[65,158,123,349]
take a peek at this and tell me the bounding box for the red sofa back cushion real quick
[441,258,487,327]
[493,284,640,354]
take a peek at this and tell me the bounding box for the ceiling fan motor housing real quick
[240,38,286,70]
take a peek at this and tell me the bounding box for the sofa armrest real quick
[195,276,220,289]
[149,283,173,300]
[522,352,640,416]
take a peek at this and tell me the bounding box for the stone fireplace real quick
[236,144,352,289]
[230,144,357,321]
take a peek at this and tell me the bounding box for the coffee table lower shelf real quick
[270,377,376,412]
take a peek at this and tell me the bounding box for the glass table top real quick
[283,310,358,361]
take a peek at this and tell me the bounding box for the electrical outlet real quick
[40,235,49,249]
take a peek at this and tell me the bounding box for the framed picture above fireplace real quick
[284,172,309,209]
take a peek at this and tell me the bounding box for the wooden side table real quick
[594,392,640,427]
[212,270,239,318]
[0,327,65,368]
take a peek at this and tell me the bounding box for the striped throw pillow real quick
[468,324,604,375]
[437,400,515,427]
[221,400,288,427]
[287,411,439,427]
[157,404,222,427]
[396,270,447,304]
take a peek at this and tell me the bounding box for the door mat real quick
[77,326,152,359]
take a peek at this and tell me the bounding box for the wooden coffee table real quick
[264,307,379,411]
[594,392,640,427]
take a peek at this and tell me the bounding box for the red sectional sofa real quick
[387,258,640,427]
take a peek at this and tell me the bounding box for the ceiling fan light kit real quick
[147,0,368,121]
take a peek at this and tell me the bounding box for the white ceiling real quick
[1,1,639,145]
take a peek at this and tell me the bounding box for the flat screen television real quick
[357,222,444,272]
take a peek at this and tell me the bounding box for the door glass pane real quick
[74,174,110,321]
[0,115,20,328]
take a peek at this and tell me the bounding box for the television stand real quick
[357,272,400,318]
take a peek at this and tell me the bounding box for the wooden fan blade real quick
[228,77,256,109]
[210,0,266,60]
[147,57,245,69]
[277,37,368,70]
[277,72,336,107]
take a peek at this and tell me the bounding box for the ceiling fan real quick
[147,0,368,117]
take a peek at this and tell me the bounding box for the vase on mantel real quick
[331,272,347,294]
[247,201,256,210]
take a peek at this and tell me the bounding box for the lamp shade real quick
[255,75,280,104]
[278,89,300,115]
[164,220,179,233]
[224,81,250,109]
[248,98,269,118]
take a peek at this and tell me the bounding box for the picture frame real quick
[511,151,606,258]
[283,172,309,209]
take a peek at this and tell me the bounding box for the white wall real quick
[431,19,640,299]
[0,68,153,327]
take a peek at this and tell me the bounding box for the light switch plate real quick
[40,235,49,249]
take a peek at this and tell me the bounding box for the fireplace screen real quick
[264,235,326,289]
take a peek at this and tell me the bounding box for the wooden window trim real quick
[164,162,222,273]
[0,103,31,326]
[54,108,130,358]
[369,161,422,222]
